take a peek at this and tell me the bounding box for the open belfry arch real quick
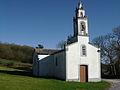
[33,1,101,82]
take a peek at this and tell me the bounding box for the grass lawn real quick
[0,58,32,68]
[0,58,110,90]
[0,66,110,90]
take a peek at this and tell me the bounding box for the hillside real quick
[0,43,34,63]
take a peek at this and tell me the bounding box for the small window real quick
[56,57,58,66]
[81,45,87,56]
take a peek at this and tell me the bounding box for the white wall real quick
[38,55,49,60]
[38,55,54,77]
[54,51,66,79]
[33,53,49,76]
[66,42,80,81]
[87,44,101,81]
[66,36,101,82]
[33,51,66,80]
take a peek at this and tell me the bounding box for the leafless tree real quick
[92,26,120,78]
[56,40,66,49]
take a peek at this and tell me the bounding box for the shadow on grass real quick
[0,69,64,81]
[0,69,33,77]
[15,67,32,72]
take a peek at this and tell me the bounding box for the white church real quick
[33,1,101,82]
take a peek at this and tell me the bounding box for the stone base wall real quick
[66,78,101,82]
[88,78,101,82]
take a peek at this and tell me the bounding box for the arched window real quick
[81,45,87,56]
[80,22,86,31]
[81,12,83,17]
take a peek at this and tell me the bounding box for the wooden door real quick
[80,65,88,82]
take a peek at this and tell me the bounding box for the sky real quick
[0,0,120,49]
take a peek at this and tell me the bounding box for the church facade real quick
[33,1,101,82]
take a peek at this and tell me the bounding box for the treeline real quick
[92,26,120,78]
[0,43,34,63]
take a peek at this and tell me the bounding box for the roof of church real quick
[35,48,64,55]
[88,42,99,48]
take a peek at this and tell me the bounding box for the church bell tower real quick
[73,1,88,37]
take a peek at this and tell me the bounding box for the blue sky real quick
[0,0,120,49]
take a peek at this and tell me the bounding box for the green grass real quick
[0,58,32,71]
[0,58,32,67]
[0,66,110,90]
[0,58,110,90]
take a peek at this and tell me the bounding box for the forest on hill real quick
[0,43,34,63]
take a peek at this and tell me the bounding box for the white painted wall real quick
[78,10,85,17]
[87,44,101,81]
[54,51,66,79]
[33,51,66,80]
[38,55,54,77]
[66,36,101,82]
[33,52,49,76]
[38,55,49,60]
[66,42,80,81]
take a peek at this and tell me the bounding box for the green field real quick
[0,58,32,68]
[0,59,110,90]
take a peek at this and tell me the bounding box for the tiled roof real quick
[34,48,63,55]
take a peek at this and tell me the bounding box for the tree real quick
[92,26,120,78]
[92,34,116,76]
[0,43,34,63]
[38,44,44,49]
[56,40,66,49]
[112,26,120,76]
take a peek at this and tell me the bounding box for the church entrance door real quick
[80,65,88,82]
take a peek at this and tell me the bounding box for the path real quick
[103,79,120,90]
